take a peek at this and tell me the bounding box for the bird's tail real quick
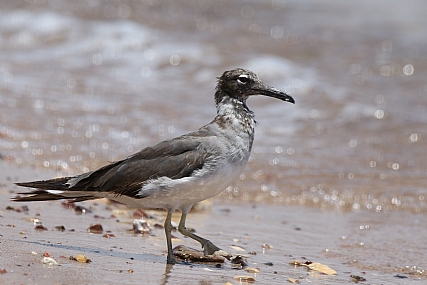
[15,177,72,191]
[13,176,95,202]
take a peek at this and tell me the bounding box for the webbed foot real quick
[202,240,222,255]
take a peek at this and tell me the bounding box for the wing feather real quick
[15,135,210,200]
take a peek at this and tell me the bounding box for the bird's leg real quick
[178,212,221,256]
[164,211,176,265]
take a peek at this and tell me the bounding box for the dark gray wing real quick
[90,137,209,196]
[15,135,210,198]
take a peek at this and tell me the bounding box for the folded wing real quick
[14,136,209,202]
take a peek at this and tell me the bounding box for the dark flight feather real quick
[14,135,210,201]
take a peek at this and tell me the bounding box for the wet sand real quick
[1,160,425,285]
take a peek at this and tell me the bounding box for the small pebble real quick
[287,277,300,283]
[133,219,151,234]
[70,254,91,263]
[75,205,91,214]
[394,274,408,279]
[34,225,48,231]
[231,255,248,267]
[55,225,66,232]
[41,257,58,266]
[87,223,103,234]
[350,275,366,282]
[133,209,147,218]
[289,260,302,265]
[233,276,255,283]
[61,201,75,209]
[246,268,260,274]
[230,245,245,252]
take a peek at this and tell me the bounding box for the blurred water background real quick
[1,0,426,213]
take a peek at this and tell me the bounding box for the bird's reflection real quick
[161,264,174,285]
[161,262,214,285]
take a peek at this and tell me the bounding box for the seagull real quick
[13,68,295,264]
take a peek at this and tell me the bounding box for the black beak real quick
[252,83,295,104]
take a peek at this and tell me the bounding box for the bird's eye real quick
[237,75,249,84]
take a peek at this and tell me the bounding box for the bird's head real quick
[215,68,295,105]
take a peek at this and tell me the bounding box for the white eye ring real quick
[237,74,249,84]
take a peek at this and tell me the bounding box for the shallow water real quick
[1,0,426,213]
[1,0,427,283]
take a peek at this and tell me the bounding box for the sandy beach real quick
[1,160,425,285]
